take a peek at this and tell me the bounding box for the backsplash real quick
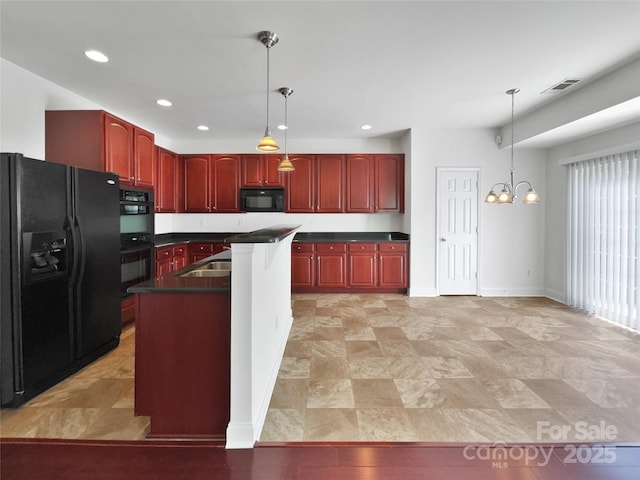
[154,212,404,235]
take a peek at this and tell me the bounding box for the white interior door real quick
[437,169,479,295]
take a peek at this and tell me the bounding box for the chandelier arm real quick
[514,180,533,194]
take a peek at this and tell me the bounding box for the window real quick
[567,150,638,331]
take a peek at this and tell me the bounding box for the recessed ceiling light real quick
[277,124,288,130]
[197,125,209,131]
[361,124,372,130]
[84,49,109,63]
[156,99,172,107]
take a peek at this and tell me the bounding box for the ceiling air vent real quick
[541,78,582,94]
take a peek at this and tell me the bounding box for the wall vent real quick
[541,78,583,94]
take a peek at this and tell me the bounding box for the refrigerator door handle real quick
[67,216,81,284]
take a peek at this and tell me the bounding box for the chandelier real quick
[485,89,540,204]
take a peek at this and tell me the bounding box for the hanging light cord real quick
[510,90,515,177]
[284,92,288,154]
[265,46,271,131]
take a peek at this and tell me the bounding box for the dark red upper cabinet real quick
[375,154,404,212]
[104,114,134,184]
[346,154,375,213]
[45,110,154,188]
[285,154,315,213]
[211,154,241,212]
[183,155,211,212]
[315,154,346,213]
[241,154,283,187]
[133,126,155,189]
[156,147,178,213]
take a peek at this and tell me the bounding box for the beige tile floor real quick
[260,294,640,443]
[0,325,150,440]
[2,294,639,444]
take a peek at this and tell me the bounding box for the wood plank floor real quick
[2,439,640,479]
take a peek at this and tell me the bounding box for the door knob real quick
[440,238,447,242]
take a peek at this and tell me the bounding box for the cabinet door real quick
[155,246,172,278]
[291,243,315,288]
[346,154,374,212]
[134,127,155,188]
[316,154,345,213]
[285,154,315,212]
[121,295,136,326]
[188,242,214,263]
[316,243,346,288]
[172,244,187,270]
[375,154,404,212]
[212,155,241,212]
[156,147,178,212]
[378,243,408,288]
[104,113,134,184]
[264,155,284,186]
[241,154,284,187]
[183,155,210,212]
[348,243,377,287]
[241,154,263,187]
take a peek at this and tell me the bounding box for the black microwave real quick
[240,188,285,212]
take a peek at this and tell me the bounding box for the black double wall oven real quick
[120,187,154,298]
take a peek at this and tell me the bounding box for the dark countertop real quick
[292,232,409,243]
[155,232,233,248]
[224,225,301,244]
[128,250,232,294]
[155,231,409,247]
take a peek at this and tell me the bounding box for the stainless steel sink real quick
[197,261,231,271]
[180,269,230,278]
[180,260,231,278]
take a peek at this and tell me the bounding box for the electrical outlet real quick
[199,218,206,227]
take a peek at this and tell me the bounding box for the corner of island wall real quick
[224,225,301,449]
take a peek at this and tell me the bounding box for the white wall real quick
[0,59,100,158]
[0,58,172,156]
[226,234,296,448]
[407,127,547,297]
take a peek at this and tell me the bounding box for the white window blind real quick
[567,150,639,331]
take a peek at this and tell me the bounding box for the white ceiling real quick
[1,0,639,146]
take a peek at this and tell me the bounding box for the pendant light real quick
[277,87,295,171]
[256,31,280,152]
[485,89,540,204]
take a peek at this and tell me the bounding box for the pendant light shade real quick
[257,127,279,151]
[485,88,541,205]
[277,87,295,172]
[277,154,295,171]
[257,31,280,152]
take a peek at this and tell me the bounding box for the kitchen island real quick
[129,225,300,446]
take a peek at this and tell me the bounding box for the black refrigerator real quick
[1,153,121,407]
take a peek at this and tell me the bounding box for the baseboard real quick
[541,288,564,303]
[480,287,546,297]
[407,287,438,297]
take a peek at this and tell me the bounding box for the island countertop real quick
[224,224,301,244]
[129,226,301,294]
[128,249,232,294]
